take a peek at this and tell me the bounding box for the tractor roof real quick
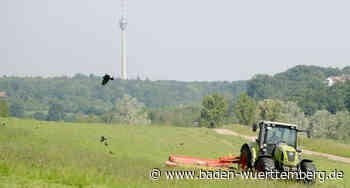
[260,121,297,128]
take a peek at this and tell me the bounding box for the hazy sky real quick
[1,0,350,81]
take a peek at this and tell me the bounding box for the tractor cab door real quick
[263,126,297,155]
[257,123,277,156]
[264,126,280,155]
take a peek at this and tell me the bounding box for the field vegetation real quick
[0,118,348,188]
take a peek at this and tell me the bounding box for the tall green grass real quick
[0,118,348,188]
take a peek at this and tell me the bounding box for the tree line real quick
[234,93,350,142]
[0,74,246,120]
[1,65,350,142]
[247,65,350,116]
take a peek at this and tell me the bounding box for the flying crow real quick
[102,74,114,86]
[100,136,107,143]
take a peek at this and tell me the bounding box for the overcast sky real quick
[1,0,350,81]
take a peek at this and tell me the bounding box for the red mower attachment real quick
[165,155,241,169]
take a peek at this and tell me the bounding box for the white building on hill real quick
[325,75,350,86]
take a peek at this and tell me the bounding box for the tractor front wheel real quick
[256,157,275,172]
[300,161,316,184]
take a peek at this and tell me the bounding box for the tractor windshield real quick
[265,126,297,148]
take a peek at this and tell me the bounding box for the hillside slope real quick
[0,75,246,115]
[247,65,350,115]
[0,118,348,187]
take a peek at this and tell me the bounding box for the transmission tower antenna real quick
[119,0,128,80]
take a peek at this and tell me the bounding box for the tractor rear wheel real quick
[300,161,316,184]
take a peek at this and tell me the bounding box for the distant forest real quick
[248,65,350,116]
[1,65,350,123]
[0,74,246,119]
[1,65,350,142]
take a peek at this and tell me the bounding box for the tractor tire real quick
[300,161,316,184]
[240,145,252,171]
[256,157,276,172]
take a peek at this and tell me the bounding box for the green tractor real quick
[240,121,316,181]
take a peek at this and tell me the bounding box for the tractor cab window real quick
[265,126,297,148]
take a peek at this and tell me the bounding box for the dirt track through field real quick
[214,129,350,164]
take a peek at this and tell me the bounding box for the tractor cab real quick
[253,121,302,156]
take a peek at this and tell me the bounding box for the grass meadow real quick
[0,118,349,188]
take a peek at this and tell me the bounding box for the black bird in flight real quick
[100,136,107,143]
[102,74,114,86]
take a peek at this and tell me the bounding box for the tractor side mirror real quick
[252,123,258,132]
[298,129,311,138]
[306,130,311,138]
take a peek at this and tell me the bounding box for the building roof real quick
[325,75,350,86]
[327,75,350,82]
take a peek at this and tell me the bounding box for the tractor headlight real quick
[286,151,296,162]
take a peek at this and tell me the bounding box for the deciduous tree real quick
[47,102,65,121]
[257,99,284,122]
[112,95,150,125]
[200,93,228,128]
[234,93,256,126]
